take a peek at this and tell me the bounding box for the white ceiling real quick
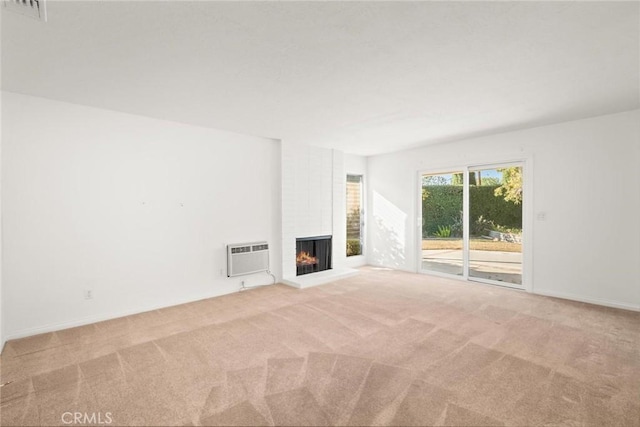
[2,1,638,156]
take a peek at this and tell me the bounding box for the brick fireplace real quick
[281,142,357,288]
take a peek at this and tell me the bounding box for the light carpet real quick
[1,267,638,426]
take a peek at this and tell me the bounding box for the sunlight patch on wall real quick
[371,191,407,268]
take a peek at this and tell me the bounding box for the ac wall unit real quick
[3,0,47,22]
[227,242,269,277]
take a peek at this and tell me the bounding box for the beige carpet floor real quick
[1,267,638,426]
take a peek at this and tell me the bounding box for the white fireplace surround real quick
[281,142,357,288]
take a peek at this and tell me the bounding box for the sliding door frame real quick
[416,166,468,280]
[417,158,533,292]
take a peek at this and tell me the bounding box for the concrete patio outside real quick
[422,249,523,285]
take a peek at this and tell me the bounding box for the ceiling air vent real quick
[2,0,47,22]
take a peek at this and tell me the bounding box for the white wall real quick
[0,8,4,350]
[0,92,3,351]
[345,154,367,176]
[368,110,640,310]
[2,92,282,339]
[332,150,347,272]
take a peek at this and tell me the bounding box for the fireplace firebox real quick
[296,236,332,276]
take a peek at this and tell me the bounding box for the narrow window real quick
[346,175,364,256]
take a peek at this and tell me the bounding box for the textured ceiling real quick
[2,1,638,155]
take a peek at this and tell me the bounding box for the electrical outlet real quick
[220,268,224,276]
[84,289,93,300]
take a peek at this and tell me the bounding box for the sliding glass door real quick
[468,166,523,285]
[421,171,464,276]
[420,164,524,287]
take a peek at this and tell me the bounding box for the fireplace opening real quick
[296,236,332,276]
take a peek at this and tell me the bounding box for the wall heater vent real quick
[3,0,47,22]
[227,242,269,277]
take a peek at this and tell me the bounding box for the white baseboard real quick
[366,262,415,274]
[345,255,367,268]
[6,279,635,345]
[3,287,247,342]
[282,268,359,289]
[533,288,640,312]
[366,264,639,312]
